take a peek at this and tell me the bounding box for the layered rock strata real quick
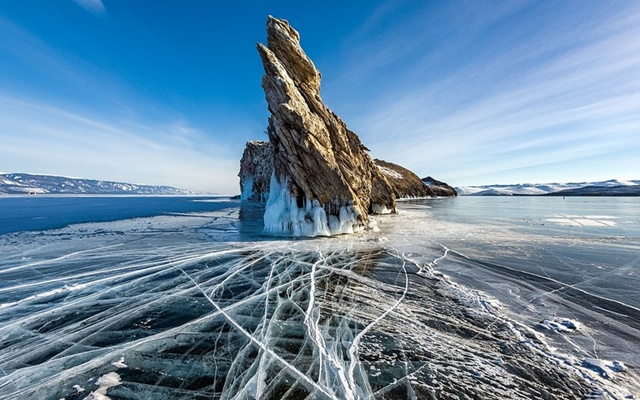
[256,16,396,235]
[422,176,458,197]
[238,141,272,202]
[238,146,457,203]
[374,159,436,199]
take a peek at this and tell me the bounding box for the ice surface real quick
[546,215,618,227]
[0,197,639,399]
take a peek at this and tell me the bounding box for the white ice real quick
[263,173,362,236]
[240,174,254,201]
[1,201,638,399]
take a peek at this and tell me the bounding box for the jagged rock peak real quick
[256,16,396,236]
[238,141,272,202]
[265,16,321,92]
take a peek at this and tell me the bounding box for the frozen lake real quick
[0,196,638,399]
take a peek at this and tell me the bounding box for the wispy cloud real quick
[323,1,640,185]
[72,0,106,14]
[0,14,248,193]
[0,95,240,193]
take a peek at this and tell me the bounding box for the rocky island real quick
[240,16,455,236]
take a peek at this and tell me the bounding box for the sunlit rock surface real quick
[422,176,458,197]
[238,144,457,207]
[239,141,272,202]
[256,16,396,236]
[374,159,438,199]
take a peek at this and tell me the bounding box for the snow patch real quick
[112,356,127,369]
[582,358,627,378]
[85,372,121,400]
[546,215,618,227]
[371,203,393,214]
[377,165,403,180]
[538,317,580,332]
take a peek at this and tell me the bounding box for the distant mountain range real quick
[0,173,195,195]
[456,179,640,196]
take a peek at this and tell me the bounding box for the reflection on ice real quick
[0,203,638,399]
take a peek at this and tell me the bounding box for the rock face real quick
[238,141,272,202]
[422,176,458,197]
[256,16,396,235]
[247,16,456,236]
[374,159,436,199]
[237,143,457,203]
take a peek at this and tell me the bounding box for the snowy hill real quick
[0,173,195,195]
[456,179,640,196]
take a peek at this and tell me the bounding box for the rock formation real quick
[422,176,458,197]
[256,16,397,235]
[238,141,272,202]
[245,16,455,236]
[238,143,457,203]
[374,159,436,199]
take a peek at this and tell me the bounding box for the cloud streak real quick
[0,95,239,193]
[2,2,639,191]
[324,1,640,185]
[0,13,249,194]
[72,0,106,14]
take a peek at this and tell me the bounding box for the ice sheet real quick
[0,198,638,399]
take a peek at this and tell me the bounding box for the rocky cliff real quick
[374,159,436,199]
[422,176,458,197]
[238,141,272,202]
[256,16,397,235]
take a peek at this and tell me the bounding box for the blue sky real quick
[1,1,639,193]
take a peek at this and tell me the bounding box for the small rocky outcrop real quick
[238,141,272,202]
[374,159,436,199]
[256,16,396,235]
[422,176,458,197]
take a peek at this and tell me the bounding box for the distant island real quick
[0,173,195,195]
[456,179,640,196]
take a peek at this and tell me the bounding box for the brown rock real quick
[257,16,395,235]
[238,141,272,202]
[422,176,458,197]
[374,159,436,199]
[248,16,456,235]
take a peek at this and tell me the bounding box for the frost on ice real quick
[2,210,636,400]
